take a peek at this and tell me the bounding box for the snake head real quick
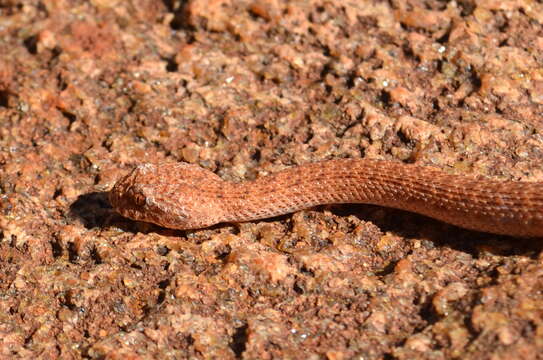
[109,162,225,230]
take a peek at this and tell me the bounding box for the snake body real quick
[109,159,543,237]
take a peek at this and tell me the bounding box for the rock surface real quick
[1,0,543,358]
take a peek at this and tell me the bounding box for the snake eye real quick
[133,193,146,207]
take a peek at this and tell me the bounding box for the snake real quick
[108,159,543,237]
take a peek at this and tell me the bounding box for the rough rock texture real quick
[1,0,543,359]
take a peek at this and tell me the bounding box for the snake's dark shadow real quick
[69,193,542,256]
[328,204,543,256]
[69,191,118,230]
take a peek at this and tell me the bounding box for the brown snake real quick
[109,159,543,237]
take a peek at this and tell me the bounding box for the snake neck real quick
[218,159,408,222]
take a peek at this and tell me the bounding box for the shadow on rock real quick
[69,191,114,230]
